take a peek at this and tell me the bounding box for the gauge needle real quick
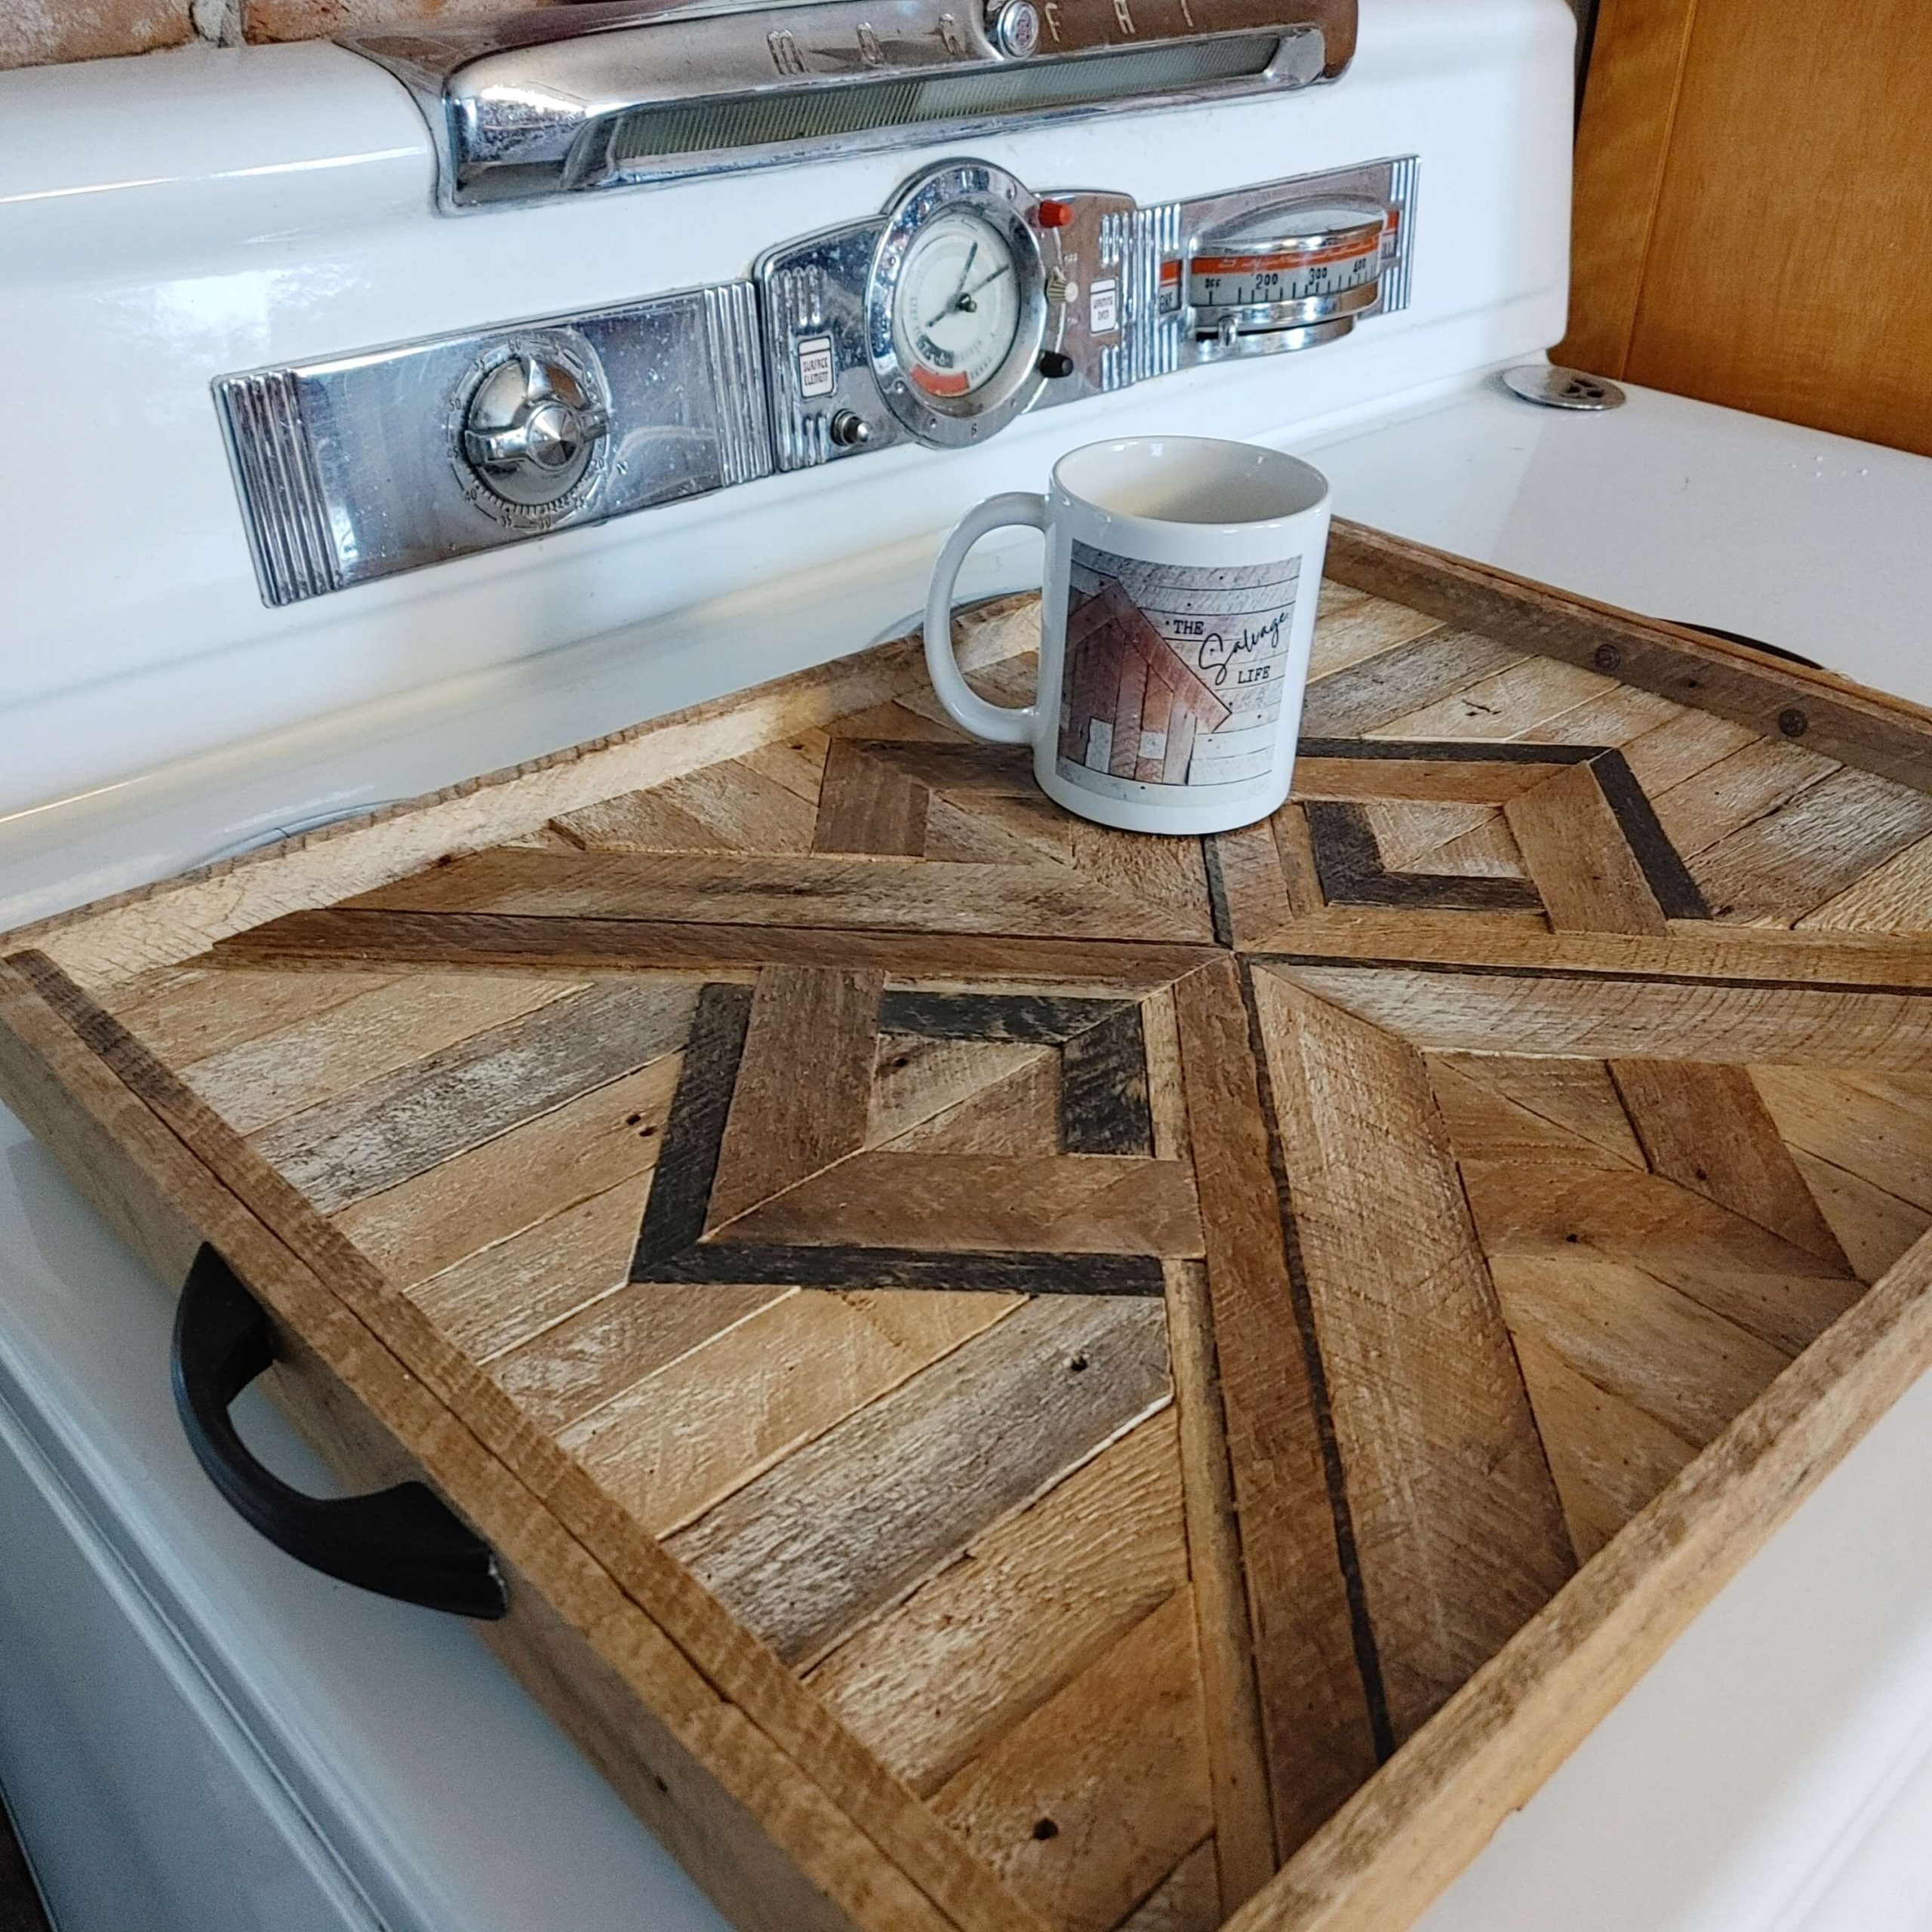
[960,262,1012,300]
[928,241,979,325]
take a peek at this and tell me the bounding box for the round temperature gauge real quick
[1189,198,1388,349]
[893,209,1025,399]
[868,161,1051,448]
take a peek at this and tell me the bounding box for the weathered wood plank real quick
[347,848,1214,943]
[1299,630,1524,739]
[1268,960,1932,1068]
[807,1410,1189,1795]
[814,740,932,856]
[114,964,396,1068]
[251,980,697,1214]
[217,907,1214,989]
[1117,1841,1221,1932]
[1170,956,1379,1854]
[706,967,882,1228]
[1460,1158,1860,1360]
[668,1295,1172,1669]
[931,1593,1214,1932]
[186,971,578,1134]
[715,1153,1201,1257]
[868,1037,1059,1152]
[1424,1053,1645,1170]
[564,1286,1019,1540]
[1608,1058,1848,1264]
[1504,761,1669,935]
[1252,973,1574,1745]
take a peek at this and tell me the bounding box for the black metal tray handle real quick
[171,1244,508,1620]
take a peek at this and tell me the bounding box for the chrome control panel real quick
[216,154,1414,606]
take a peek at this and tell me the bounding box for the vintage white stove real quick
[5,1,1932,1927]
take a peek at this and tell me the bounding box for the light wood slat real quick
[668,1296,1172,1669]
[931,1592,1214,1932]
[868,1036,1056,1149]
[1143,985,1276,1916]
[1253,909,1932,989]
[115,964,396,1067]
[1392,815,1524,881]
[251,980,697,1215]
[1509,1329,1698,1562]
[1369,654,1616,743]
[492,1278,785,1431]
[1503,761,1668,935]
[0,955,1022,1932]
[715,1152,1201,1256]
[349,848,1214,943]
[1789,1150,1932,1289]
[1209,820,1297,950]
[1291,758,1567,804]
[220,907,1215,989]
[1170,956,1378,1853]
[1270,961,1932,1068]
[1299,630,1524,739]
[1617,706,1761,798]
[1306,586,1446,681]
[187,971,579,1134]
[1459,1158,1860,1361]
[1360,803,1498,874]
[807,1410,1188,1795]
[556,761,820,854]
[922,795,1066,867]
[706,967,882,1229]
[740,728,831,803]
[879,1055,1063,1156]
[1647,739,1838,860]
[334,1053,681,1291]
[1504,683,1682,751]
[1488,1253,1792,1453]
[1608,1058,1848,1265]
[1253,973,1574,1744]
[1116,1840,1221,1932]
[1694,765,1932,924]
[1423,1054,1644,1170]
[1323,520,1932,797]
[564,1287,1020,1540]
[1797,832,1932,934]
[814,740,932,856]
[1750,1065,1932,1217]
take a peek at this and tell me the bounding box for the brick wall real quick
[0,0,568,71]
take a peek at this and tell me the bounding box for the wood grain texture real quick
[669,1295,1173,1668]
[1503,761,1668,935]
[808,1410,1189,1795]
[1252,971,1575,1740]
[1171,957,1380,1854]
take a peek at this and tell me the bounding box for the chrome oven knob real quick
[461,353,610,507]
[986,0,1041,58]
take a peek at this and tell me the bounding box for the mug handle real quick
[923,492,1048,746]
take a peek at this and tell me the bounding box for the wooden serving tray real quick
[8,523,1932,1932]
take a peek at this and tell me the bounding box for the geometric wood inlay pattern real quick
[14,533,1932,1932]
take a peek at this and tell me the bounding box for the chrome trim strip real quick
[214,372,339,608]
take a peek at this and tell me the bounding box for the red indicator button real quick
[1035,198,1074,229]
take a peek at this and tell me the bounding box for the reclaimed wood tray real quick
[8,522,1932,1932]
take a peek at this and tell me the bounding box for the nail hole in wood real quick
[891,1055,910,1069]
[1066,1354,1089,1373]
[626,1113,644,1126]
[1564,1233,1579,1244]
[1779,707,1809,737]
[1032,1818,1060,1841]
[1592,644,1622,672]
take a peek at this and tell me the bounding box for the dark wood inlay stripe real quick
[638,1241,1169,1297]
[1060,1004,1154,1157]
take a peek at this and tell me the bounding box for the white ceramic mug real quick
[923,435,1331,835]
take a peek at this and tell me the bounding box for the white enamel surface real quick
[8,0,1932,1925]
[0,0,1574,819]
[1304,374,1932,705]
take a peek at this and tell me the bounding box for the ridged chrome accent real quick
[215,371,338,607]
[1099,201,1184,391]
[704,280,776,485]
[1380,153,1419,313]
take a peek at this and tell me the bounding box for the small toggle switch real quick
[1035,199,1074,230]
[1038,349,1075,379]
[829,409,874,448]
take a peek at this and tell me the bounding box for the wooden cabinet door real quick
[1561,0,1932,457]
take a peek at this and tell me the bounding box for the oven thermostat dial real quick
[1189,198,1388,352]
[460,352,611,509]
